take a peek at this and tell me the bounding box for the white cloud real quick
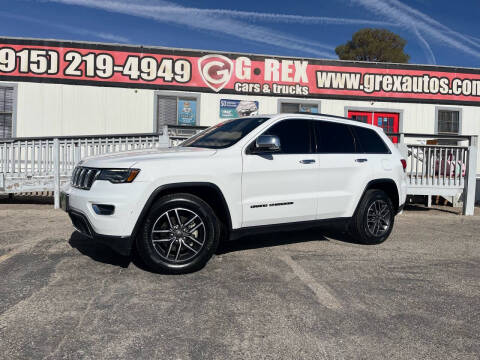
[155,6,396,27]
[35,0,480,65]
[413,27,436,64]
[388,0,480,50]
[465,34,480,46]
[350,0,480,61]
[43,0,337,58]
[0,11,129,43]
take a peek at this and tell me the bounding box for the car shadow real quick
[0,194,53,204]
[403,204,461,215]
[216,223,358,255]
[68,224,362,271]
[68,231,169,273]
[68,231,133,268]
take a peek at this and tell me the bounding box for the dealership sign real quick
[1,38,480,105]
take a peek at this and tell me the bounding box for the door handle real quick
[300,159,316,164]
[355,158,368,163]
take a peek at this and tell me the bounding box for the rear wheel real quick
[136,193,220,274]
[350,189,395,245]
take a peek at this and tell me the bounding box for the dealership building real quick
[0,37,479,203]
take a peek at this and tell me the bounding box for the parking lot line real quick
[0,251,16,264]
[0,239,46,265]
[277,251,342,310]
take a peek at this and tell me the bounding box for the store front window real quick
[157,94,198,128]
[0,86,14,139]
[437,109,460,145]
[437,110,459,135]
[280,102,319,114]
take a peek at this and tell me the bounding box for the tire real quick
[136,193,220,274]
[350,189,395,245]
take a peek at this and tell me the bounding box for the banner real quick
[177,99,196,126]
[1,38,480,105]
[220,99,259,118]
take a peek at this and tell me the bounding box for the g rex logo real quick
[198,54,233,92]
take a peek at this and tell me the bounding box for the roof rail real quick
[292,111,351,121]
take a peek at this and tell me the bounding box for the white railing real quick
[406,145,467,189]
[0,125,205,207]
[167,125,205,147]
[0,135,165,177]
[394,133,478,215]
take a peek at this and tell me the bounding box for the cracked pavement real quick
[0,203,479,359]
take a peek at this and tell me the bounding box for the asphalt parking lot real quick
[0,201,479,360]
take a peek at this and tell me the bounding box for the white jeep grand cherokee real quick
[61,114,407,273]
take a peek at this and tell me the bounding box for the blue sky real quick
[1,0,480,68]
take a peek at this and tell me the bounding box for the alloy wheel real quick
[151,208,206,263]
[366,200,391,237]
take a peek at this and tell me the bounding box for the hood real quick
[79,146,217,168]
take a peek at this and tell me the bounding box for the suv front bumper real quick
[60,181,150,256]
[66,207,133,256]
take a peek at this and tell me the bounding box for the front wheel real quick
[350,189,395,245]
[136,193,220,274]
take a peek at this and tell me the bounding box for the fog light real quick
[92,204,115,215]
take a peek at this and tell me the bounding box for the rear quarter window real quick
[352,126,391,154]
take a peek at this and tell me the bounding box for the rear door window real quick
[352,126,391,154]
[314,121,357,153]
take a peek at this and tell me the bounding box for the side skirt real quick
[228,217,351,241]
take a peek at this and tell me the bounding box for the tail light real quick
[400,159,407,172]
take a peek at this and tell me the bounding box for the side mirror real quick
[255,135,280,152]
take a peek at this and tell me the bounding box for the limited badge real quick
[198,54,233,92]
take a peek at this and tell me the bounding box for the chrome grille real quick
[71,167,100,190]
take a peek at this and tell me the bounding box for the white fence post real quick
[74,141,81,166]
[160,125,170,148]
[463,136,478,216]
[53,138,60,209]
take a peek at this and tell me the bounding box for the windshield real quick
[181,117,271,149]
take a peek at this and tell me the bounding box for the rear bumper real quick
[67,209,134,256]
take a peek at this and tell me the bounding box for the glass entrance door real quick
[348,110,399,143]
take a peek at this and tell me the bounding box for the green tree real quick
[335,28,410,63]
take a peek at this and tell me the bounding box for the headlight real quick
[96,168,140,183]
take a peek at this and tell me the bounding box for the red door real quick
[348,111,372,125]
[348,111,399,143]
